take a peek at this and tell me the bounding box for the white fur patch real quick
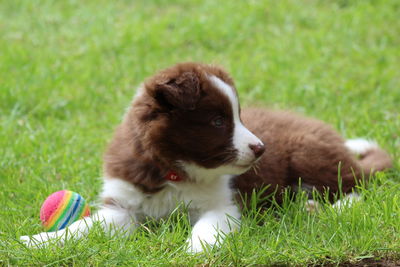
[345,138,378,155]
[187,205,239,253]
[305,199,320,213]
[133,84,145,98]
[101,178,144,210]
[332,192,361,210]
[304,193,361,213]
[208,75,263,166]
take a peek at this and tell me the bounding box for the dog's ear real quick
[154,71,201,111]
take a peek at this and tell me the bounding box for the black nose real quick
[249,143,265,158]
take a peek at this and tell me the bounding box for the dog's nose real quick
[249,143,265,158]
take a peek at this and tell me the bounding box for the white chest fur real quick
[100,175,235,222]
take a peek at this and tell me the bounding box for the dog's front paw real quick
[186,237,208,253]
[186,232,219,253]
[20,232,56,248]
[20,235,43,248]
[20,235,34,247]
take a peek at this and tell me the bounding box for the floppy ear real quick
[154,71,201,111]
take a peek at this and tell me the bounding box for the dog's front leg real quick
[20,206,136,248]
[187,204,240,253]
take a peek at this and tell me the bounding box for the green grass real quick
[1,0,399,265]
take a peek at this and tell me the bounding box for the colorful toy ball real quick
[40,190,90,232]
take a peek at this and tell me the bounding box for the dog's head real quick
[130,62,264,177]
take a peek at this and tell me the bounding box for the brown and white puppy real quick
[21,62,392,252]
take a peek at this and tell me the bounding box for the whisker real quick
[252,162,260,175]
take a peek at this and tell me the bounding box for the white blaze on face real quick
[209,75,263,166]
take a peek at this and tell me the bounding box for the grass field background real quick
[1,0,399,265]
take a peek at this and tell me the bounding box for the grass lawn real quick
[1,0,399,265]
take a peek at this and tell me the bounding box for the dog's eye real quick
[212,116,224,128]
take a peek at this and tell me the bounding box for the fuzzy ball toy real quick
[40,190,91,232]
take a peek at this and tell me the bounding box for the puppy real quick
[21,62,392,252]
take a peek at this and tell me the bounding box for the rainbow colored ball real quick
[40,190,91,232]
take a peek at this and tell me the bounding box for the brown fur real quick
[234,108,392,204]
[359,148,393,174]
[104,63,239,193]
[103,62,392,206]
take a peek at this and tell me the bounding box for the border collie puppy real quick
[21,62,392,252]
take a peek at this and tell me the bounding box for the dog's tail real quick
[345,138,393,175]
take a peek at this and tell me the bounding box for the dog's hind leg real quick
[345,138,392,173]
